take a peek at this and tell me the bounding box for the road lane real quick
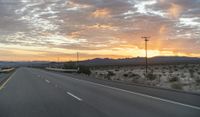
[0,68,107,117]
[53,70,200,107]
[28,68,200,117]
[0,67,200,117]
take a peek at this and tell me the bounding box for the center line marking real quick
[45,79,50,83]
[67,92,82,101]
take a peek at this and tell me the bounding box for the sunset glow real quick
[0,0,200,61]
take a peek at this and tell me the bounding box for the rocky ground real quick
[90,63,200,93]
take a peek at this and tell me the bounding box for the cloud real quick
[159,25,168,34]
[168,3,183,18]
[0,0,200,61]
[91,8,111,18]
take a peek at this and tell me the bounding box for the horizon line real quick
[1,55,200,62]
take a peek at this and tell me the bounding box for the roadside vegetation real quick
[90,63,200,93]
[77,66,91,75]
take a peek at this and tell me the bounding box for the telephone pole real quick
[57,57,60,62]
[76,52,79,68]
[142,36,150,78]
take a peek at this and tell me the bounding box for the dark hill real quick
[78,56,200,66]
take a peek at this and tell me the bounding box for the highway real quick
[0,67,200,117]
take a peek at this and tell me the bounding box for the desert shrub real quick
[174,68,178,71]
[174,65,177,68]
[181,74,186,78]
[78,66,91,75]
[116,78,120,81]
[131,73,141,82]
[195,77,200,83]
[107,71,115,77]
[169,76,179,82]
[180,66,184,69]
[171,83,183,90]
[63,62,77,69]
[123,73,128,77]
[130,73,141,79]
[146,73,157,80]
[130,73,139,77]
[128,71,132,74]
[99,73,104,77]
[115,69,119,72]
[104,71,115,80]
[189,69,195,77]
[184,64,188,68]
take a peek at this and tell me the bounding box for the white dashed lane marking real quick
[67,92,82,101]
[45,79,50,83]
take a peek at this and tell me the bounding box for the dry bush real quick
[147,73,157,80]
[171,83,183,90]
[169,76,179,82]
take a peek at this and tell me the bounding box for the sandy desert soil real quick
[90,63,200,93]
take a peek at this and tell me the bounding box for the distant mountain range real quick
[78,56,200,66]
[1,56,200,67]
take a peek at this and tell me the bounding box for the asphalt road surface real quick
[0,67,200,117]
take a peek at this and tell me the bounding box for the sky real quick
[0,0,200,61]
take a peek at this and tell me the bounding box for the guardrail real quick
[46,67,78,72]
[0,68,15,73]
[0,68,15,87]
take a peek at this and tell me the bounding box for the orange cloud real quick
[6,49,46,56]
[67,31,82,38]
[87,24,118,31]
[66,1,91,9]
[91,8,111,18]
[159,25,168,34]
[39,32,52,36]
[168,3,183,18]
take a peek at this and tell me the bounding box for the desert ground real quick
[90,63,200,93]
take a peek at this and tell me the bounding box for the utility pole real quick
[57,57,60,68]
[76,51,79,69]
[57,57,60,62]
[76,38,80,70]
[142,36,150,79]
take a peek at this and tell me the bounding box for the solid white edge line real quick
[67,92,82,101]
[41,70,200,110]
[69,77,200,110]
